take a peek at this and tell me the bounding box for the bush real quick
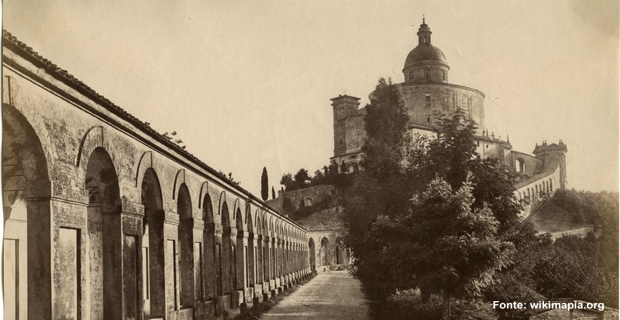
[484,272,545,320]
[380,289,498,320]
[380,289,443,320]
[533,247,595,300]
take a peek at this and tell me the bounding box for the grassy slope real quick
[528,200,592,233]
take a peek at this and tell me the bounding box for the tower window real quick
[427,116,431,123]
[424,69,431,79]
[441,70,445,80]
[409,72,414,81]
[339,140,343,146]
[425,93,431,108]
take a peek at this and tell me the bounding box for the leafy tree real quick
[342,78,414,296]
[392,177,514,317]
[361,78,410,179]
[313,169,324,184]
[406,110,522,236]
[341,78,526,320]
[261,167,269,201]
[280,173,298,191]
[294,168,310,186]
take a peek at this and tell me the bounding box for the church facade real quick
[330,20,568,214]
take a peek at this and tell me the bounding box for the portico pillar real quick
[163,211,180,316]
[236,230,249,303]
[119,208,144,320]
[263,236,271,295]
[204,222,218,300]
[25,181,53,319]
[191,218,207,319]
[222,227,238,308]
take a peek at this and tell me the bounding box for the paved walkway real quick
[262,270,370,320]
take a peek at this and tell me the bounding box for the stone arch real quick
[134,151,153,188]
[308,238,316,271]
[255,210,261,235]
[235,208,244,230]
[202,192,216,300]
[233,198,242,223]
[245,208,256,288]
[198,181,209,209]
[219,202,231,296]
[141,167,165,318]
[270,217,274,237]
[172,169,186,200]
[254,210,263,285]
[260,213,268,283]
[516,157,525,173]
[76,125,104,167]
[3,104,50,319]
[320,237,329,267]
[85,147,123,319]
[234,208,245,291]
[335,237,344,265]
[218,191,227,217]
[178,184,195,308]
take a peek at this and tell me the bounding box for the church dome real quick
[404,44,448,69]
[402,19,450,83]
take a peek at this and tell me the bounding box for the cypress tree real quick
[261,167,268,201]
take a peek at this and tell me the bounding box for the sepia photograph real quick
[1,1,618,319]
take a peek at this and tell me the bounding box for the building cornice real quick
[397,81,486,98]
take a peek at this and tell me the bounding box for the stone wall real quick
[280,184,337,212]
[398,82,485,131]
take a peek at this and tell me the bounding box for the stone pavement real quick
[261,270,370,320]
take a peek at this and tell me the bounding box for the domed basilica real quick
[329,19,567,213]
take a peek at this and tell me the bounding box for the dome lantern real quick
[417,16,432,45]
[403,18,450,83]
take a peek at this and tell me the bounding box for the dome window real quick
[424,69,431,79]
[441,70,445,80]
[409,72,414,81]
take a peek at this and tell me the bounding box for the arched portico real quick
[141,168,165,319]
[3,104,50,319]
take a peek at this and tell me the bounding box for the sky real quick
[3,0,619,195]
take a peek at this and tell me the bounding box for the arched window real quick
[441,70,445,80]
[516,158,525,173]
[424,69,431,79]
[409,71,414,81]
[304,198,313,207]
